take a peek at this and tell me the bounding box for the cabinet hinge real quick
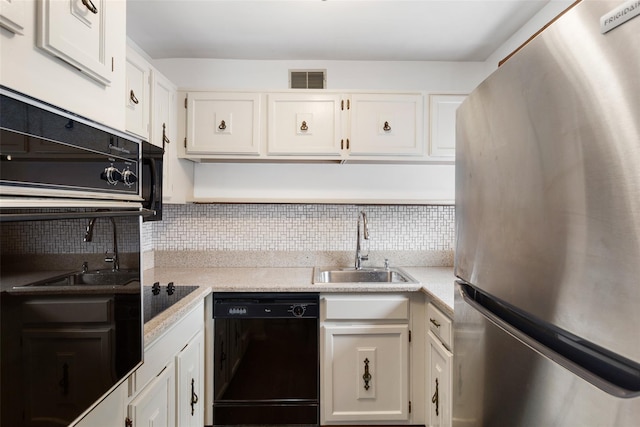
[184,97,188,109]
[409,330,412,342]
[341,99,344,110]
[111,57,114,72]
[409,400,412,413]
[184,137,187,148]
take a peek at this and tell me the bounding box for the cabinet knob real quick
[130,90,139,105]
[383,121,391,132]
[82,0,98,14]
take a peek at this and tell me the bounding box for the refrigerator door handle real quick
[458,281,640,398]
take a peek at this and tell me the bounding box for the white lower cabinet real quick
[428,331,452,427]
[126,300,205,427]
[128,361,176,427]
[176,330,204,427]
[426,303,453,427]
[321,294,417,425]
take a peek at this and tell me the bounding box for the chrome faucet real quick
[84,217,119,271]
[355,211,370,270]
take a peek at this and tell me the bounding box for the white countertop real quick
[143,266,455,345]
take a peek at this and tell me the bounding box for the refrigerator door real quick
[453,282,640,427]
[455,0,640,365]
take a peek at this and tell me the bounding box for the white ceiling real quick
[126,0,551,62]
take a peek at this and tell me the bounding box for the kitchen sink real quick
[22,269,139,287]
[313,267,417,284]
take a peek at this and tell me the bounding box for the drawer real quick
[427,303,452,349]
[322,294,409,321]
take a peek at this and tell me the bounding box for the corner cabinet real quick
[426,303,453,427]
[126,299,205,427]
[321,294,414,424]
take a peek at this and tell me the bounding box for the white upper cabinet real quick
[429,94,466,159]
[185,92,261,156]
[37,0,114,86]
[125,46,151,140]
[0,0,25,34]
[349,93,424,157]
[267,93,343,156]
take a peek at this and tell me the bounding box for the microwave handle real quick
[147,158,158,215]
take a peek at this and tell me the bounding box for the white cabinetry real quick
[185,92,262,156]
[128,361,176,427]
[429,94,466,159]
[37,0,114,86]
[321,294,412,424]
[151,72,178,200]
[349,93,424,157]
[267,93,342,156]
[127,300,205,427]
[426,303,453,427]
[125,46,151,140]
[0,0,25,34]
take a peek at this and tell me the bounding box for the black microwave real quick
[141,141,163,222]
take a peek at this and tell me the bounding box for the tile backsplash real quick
[147,204,455,252]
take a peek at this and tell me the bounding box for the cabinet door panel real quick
[128,361,175,427]
[429,94,466,158]
[187,92,261,155]
[350,94,424,156]
[428,331,452,427]
[322,324,409,422]
[268,93,342,155]
[125,49,151,139]
[37,0,112,85]
[176,330,204,427]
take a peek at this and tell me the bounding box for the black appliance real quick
[213,293,320,426]
[0,86,147,427]
[141,141,164,222]
[0,86,142,202]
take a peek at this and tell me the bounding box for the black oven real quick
[213,293,320,426]
[0,86,146,427]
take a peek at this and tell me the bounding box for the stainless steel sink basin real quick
[313,267,417,284]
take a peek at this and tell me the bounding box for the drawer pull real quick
[218,120,227,130]
[82,0,98,14]
[190,378,199,415]
[362,358,372,390]
[430,317,441,328]
[130,90,139,105]
[383,121,391,132]
[300,120,308,131]
[432,377,439,415]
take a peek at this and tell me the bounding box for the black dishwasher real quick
[212,293,319,426]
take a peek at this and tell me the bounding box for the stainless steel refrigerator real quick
[453,0,640,425]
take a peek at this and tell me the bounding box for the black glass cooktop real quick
[143,284,199,322]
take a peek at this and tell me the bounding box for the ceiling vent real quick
[289,70,326,89]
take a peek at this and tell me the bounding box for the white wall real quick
[151,58,486,93]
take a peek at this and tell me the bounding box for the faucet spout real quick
[355,211,369,269]
[84,216,119,271]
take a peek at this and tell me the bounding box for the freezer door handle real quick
[458,281,640,398]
